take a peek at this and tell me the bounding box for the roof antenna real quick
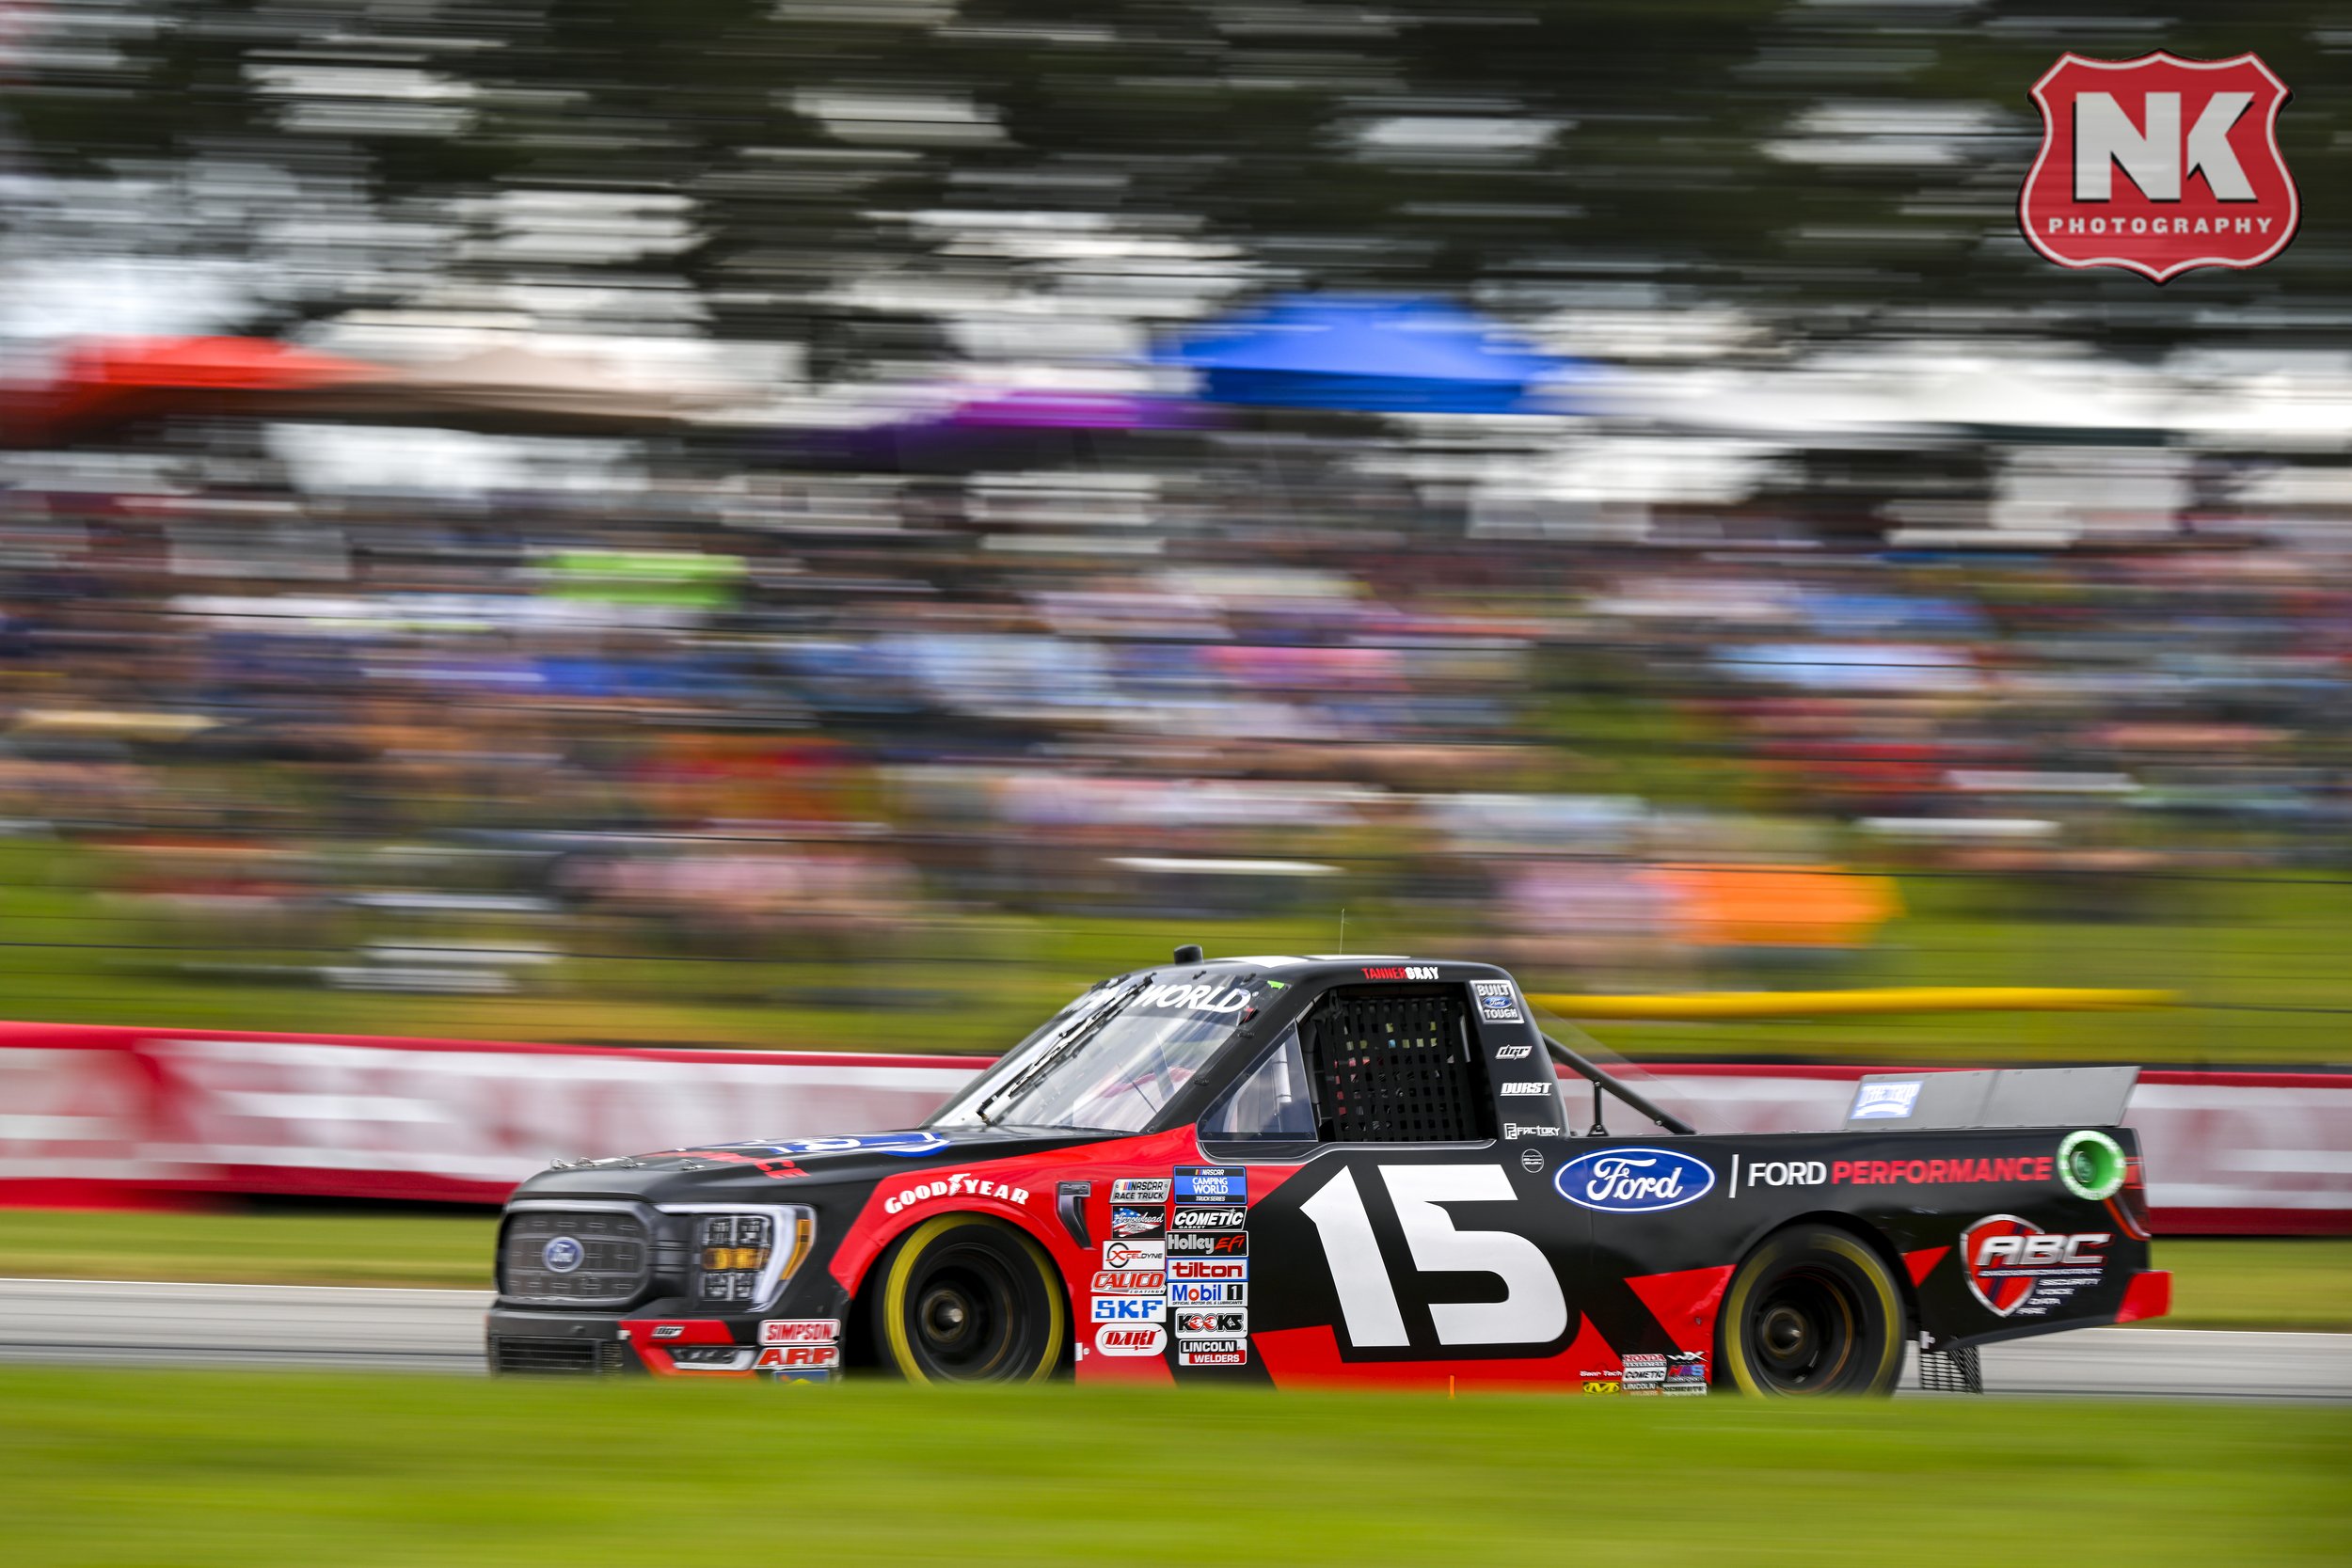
[1339,908,1346,951]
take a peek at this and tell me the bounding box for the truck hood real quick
[508,1123,1109,1203]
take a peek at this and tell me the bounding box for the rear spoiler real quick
[1842,1066,2138,1131]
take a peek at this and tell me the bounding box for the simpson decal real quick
[758,1319,840,1345]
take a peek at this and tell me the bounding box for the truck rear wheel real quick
[1719,1224,1903,1397]
[873,1214,1067,1384]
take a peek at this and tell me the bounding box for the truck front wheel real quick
[1719,1224,1904,1397]
[872,1214,1068,1384]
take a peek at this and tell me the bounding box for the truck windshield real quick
[930,982,1250,1133]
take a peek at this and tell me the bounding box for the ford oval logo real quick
[542,1235,585,1274]
[1554,1146,1715,1213]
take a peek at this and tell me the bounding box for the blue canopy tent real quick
[1159,294,1585,415]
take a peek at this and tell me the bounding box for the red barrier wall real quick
[0,1022,2344,1232]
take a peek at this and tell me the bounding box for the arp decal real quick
[1553,1148,1716,1214]
[1102,1239,1164,1269]
[1090,1295,1168,1323]
[754,1343,839,1370]
[1961,1215,2109,1319]
[1095,1324,1167,1357]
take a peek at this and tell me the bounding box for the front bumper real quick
[485,1307,843,1380]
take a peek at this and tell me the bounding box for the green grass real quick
[1,1212,2346,1334]
[7,834,2352,1061]
[0,1371,2343,1567]
[2139,1240,2352,1332]
[0,1208,495,1289]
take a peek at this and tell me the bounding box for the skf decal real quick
[1091,1296,1167,1323]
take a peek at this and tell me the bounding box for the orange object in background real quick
[1645,863,1901,949]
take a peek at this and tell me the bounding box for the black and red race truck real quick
[487,951,2169,1395]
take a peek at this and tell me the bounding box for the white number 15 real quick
[1298,1165,1567,1348]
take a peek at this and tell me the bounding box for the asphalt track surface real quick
[2,1278,2345,1398]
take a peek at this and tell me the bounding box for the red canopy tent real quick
[0,337,389,448]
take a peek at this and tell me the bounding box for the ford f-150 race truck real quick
[487,951,2168,1395]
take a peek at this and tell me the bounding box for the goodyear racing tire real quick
[873,1214,1068,1385]
[1719,1224,1904,1398]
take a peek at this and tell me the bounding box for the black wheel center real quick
[1762,1305,1811,1360]
[1749,1268,1859,1391]
[920,1286,975,1346]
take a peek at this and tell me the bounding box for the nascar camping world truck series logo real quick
[2019,52,2296,282]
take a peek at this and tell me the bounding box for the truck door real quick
[1194,981,1596,1386]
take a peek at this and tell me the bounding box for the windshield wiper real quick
[975,978,1152,1126]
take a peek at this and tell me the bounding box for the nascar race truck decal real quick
[487,952,2168,1394]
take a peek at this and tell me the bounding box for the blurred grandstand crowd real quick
[0,453,2344,1032]
[5,0,2352,1058]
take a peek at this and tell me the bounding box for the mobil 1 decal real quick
[1264,1159,1573,1361]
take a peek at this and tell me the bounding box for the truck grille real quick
[491,1336,601,1374]
[500,1206,652,1307]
